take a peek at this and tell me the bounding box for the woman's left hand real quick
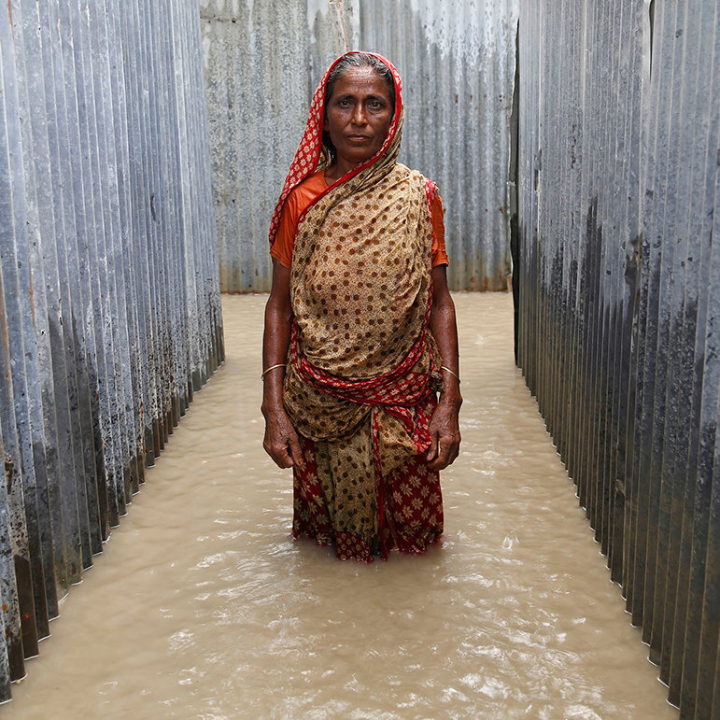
[426,394,462,470]
[426,265,462,470]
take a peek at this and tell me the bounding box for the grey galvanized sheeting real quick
[516,0,720,716]
[0,0,223,701]
[200,0,518,292]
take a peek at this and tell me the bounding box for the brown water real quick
[5,294,675,719]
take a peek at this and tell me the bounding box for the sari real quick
[269,52,445,562]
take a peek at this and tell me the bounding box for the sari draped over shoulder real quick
[269,52,445,562]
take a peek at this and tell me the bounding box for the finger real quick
[428,436,459,470]
[266,436,295,469]
[450,440,460,464]
[272,447,292,469]
[425,430,439,462]
[427,451,447,471]
[438,435,453,467]
[426,445,445,469]
[449,444,461,466]
[288,433,304,468]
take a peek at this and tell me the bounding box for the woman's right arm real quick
[261,259,303,468]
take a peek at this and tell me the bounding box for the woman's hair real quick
[321,52,396,166]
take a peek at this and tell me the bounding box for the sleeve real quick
[269,192,300,269]
[431,192,449,267]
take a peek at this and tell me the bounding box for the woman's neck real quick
[324,158,355,184]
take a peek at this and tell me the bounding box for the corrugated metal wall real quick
[0,0,223,700]
[201,0,518,292]
[516,0,719,716]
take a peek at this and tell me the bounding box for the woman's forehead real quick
[329,66,392,98]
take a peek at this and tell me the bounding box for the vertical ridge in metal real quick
[0,0,223,700]
[516,1,720,716]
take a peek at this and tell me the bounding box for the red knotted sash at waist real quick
[290,320,436,453]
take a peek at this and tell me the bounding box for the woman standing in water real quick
[262,51,461,562]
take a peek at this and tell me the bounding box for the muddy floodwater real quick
[5,294,675,719]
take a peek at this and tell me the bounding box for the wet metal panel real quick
[515,1,720,716]
[0,0,223,700]
[200,0,518,292]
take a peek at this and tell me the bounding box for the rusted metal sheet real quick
[200,0,518,292]
[0,0,223,700]
[516,0,720,716]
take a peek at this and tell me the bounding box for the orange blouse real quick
[270,171,449,269]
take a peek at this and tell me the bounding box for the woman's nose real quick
[351,103,367,125]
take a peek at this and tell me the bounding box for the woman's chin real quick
[337,149,381,169]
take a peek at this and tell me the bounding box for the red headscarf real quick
[268,51,403,249]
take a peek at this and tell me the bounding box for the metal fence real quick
[516,0,719,716]
[200,0,518,292]
[0,0,223,700]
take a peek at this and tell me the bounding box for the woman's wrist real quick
[262,399,286,418]
[440,365,460,384]
[261,376,286,417]
[438,373,462,409]
[262,363,286,379]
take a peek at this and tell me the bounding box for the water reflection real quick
[4,294,675,719]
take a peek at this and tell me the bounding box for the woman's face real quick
[324,66,394,173]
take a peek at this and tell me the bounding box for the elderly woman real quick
[262,51,461,562]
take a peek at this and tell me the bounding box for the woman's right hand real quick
[262,406,303,469]
[262,260,300,469]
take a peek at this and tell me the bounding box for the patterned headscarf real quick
[268,51,404,249]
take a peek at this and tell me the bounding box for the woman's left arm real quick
[426,265,462,470]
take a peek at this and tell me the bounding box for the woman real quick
[262,51,461,562]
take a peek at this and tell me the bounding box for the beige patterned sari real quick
[269,52,444,561]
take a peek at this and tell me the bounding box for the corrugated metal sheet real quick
[200,0,311,293]
[0,0,223,700]
[516,0,720,716]
[200,0,518,292]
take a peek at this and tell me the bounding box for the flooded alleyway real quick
[3,294,675,719]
